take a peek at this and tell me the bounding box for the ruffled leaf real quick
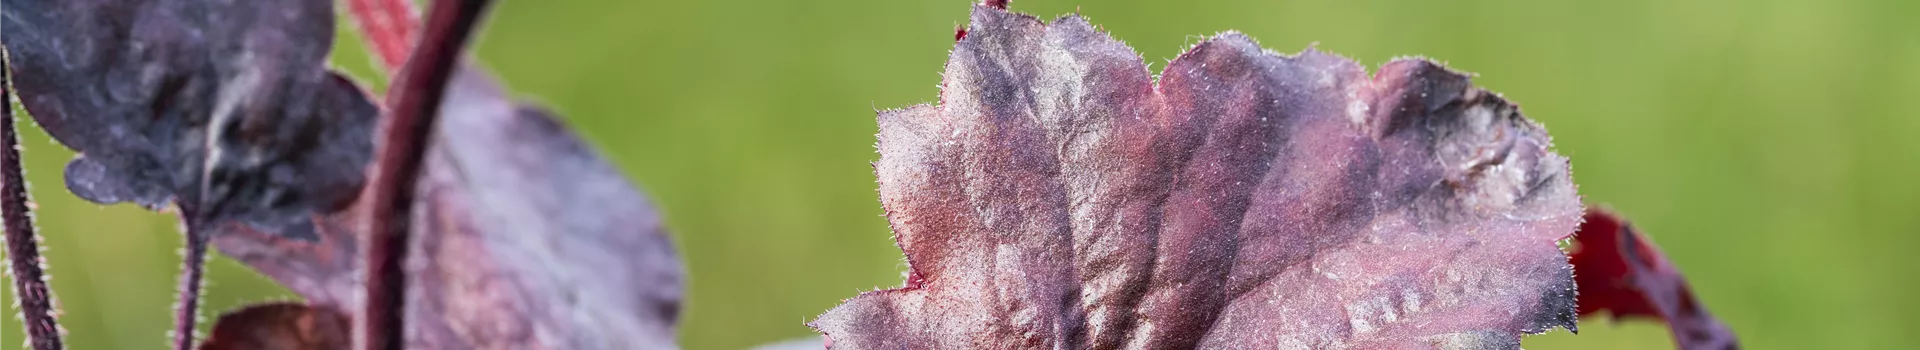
[812,5,1583,349]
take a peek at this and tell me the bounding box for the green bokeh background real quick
[4,0,1917,348]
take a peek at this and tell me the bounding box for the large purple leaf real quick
[812,5,1583,349]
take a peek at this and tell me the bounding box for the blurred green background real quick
[4,0,1917,348]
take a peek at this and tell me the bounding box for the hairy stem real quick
[170,220,209,350]
[1,48,66,350]
[347,0,423,73]
[359,0,493,349]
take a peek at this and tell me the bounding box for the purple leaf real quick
[812,5,1583,349]
[407,67,688,348]
[209,67,688,349]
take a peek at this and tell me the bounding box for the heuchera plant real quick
[0,0,1732,349]
[811,3,1585,349]
[807,2,1736,350]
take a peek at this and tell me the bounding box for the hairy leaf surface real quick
[812,5,1584,349]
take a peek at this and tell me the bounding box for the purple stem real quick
[1,48,66,350]
[170,220,209,350]
[359,0,493,349]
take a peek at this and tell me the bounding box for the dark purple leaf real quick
[1571,208,1739,350]
[4,0,375,347]
[3,0,686,348]
[1,0,377,240]
[812,5,1583,349]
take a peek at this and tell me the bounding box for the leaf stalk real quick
[0,47,66,350]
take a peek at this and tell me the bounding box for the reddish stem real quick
[358,0,493,349]
[347,0,423,73]
[1,48,65,350]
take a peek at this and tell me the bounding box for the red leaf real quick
[811,5,1584,349]
[1571,209,1739,350]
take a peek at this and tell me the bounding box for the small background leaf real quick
[197,302,350,350]
[1571,208,1738,350]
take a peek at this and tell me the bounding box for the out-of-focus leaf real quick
[197,302,351,350]
[811,5,1583,349]
[0,0,377,239]
[1571,209,1739,350]
[213,67,687,349]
